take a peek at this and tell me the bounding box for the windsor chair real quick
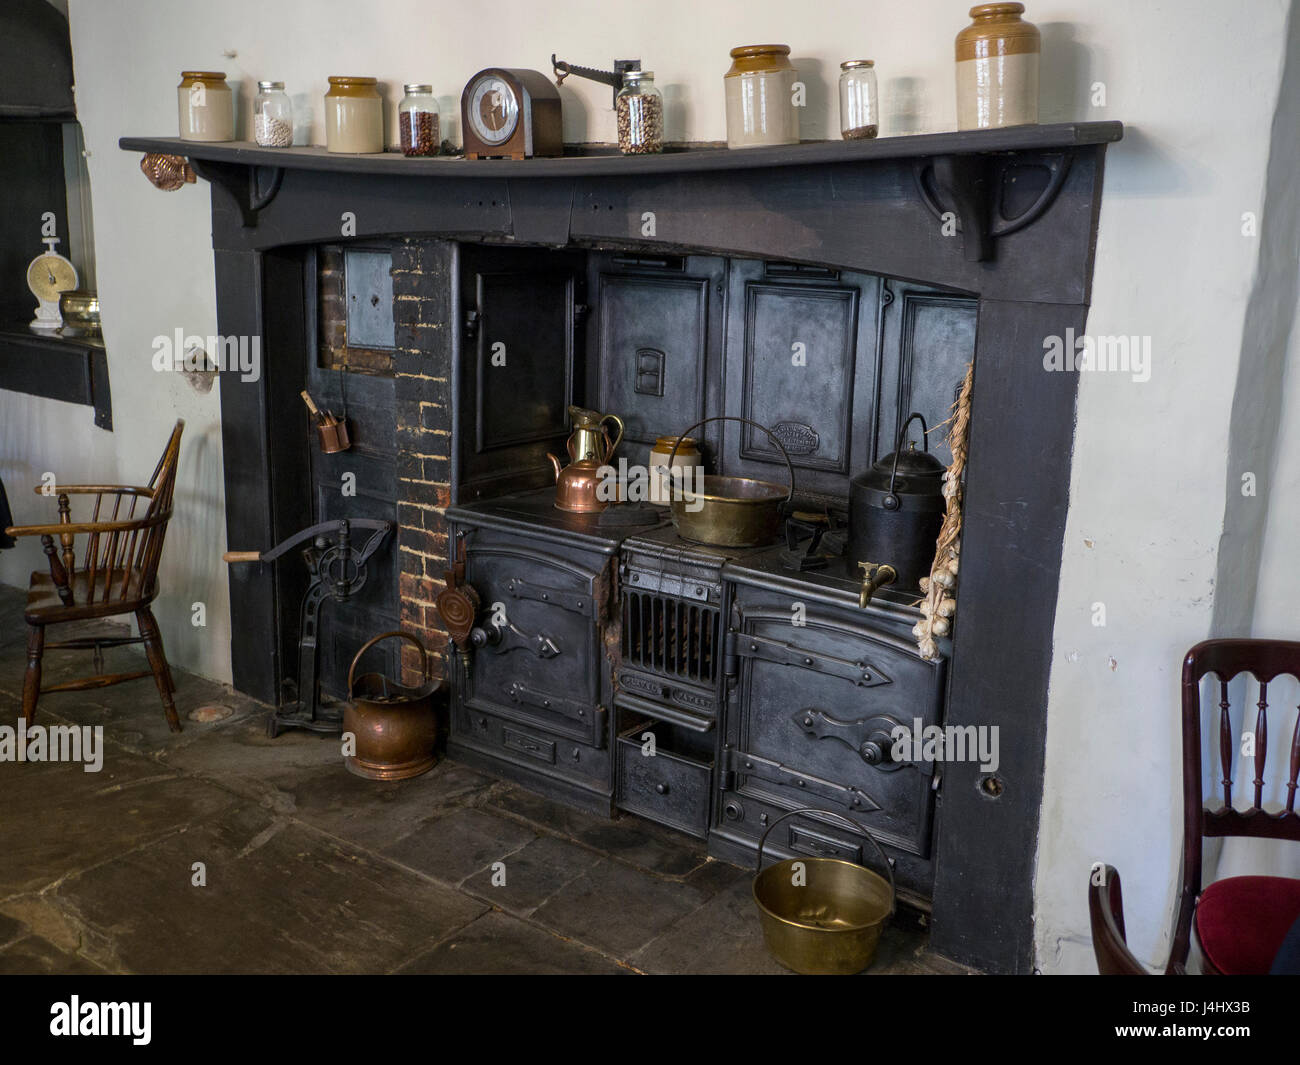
[4,421,185,732]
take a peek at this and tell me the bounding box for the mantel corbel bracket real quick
[912,150,1073,262]
[189,158,285,228]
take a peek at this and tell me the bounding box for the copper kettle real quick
[548,406,625,512]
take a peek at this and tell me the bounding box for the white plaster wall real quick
[17,0,1288,971]
[1032,2,1291,973]
[1255,294,1300,643]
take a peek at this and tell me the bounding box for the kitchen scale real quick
[27,236,78,331]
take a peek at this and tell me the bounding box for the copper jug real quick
[548,405,625,512]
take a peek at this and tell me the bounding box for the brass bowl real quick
[59,289,101,336]
[753,856,893,974]
[670,473,788,547]
[751,808,896,975]
[665,416,796,548]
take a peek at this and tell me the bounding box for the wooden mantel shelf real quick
[121,122,1122,180]
[120,123,1123,265]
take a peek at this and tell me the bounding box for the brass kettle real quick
[548,405,625,512]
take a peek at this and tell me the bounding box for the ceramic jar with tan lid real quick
[177,71,234,142]
[955,2,1040,129]
[650,435,702,504]
[325,76,383,154]
[724,45,799,149]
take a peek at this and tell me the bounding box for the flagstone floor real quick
[0,585,967,975]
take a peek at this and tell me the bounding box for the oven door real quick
[721,596,946,861]
[462,542,609,749]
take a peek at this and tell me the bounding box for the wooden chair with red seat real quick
[1167,639,1300,974]
[1090,639,1300,974]
[3,420,185,732]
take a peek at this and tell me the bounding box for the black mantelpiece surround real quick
[121,123,1123,974]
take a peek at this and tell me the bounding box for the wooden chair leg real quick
[136,608,181,733]
[22,624,44,726]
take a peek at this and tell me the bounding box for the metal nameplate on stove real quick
[770,421,820,456]
[618,670,717,717]
[726,632,892,688]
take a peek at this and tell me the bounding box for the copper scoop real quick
[301,390,351,453]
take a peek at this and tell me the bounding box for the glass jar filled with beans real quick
[398,84,440,156]
[254,81,293,146]
[615,70,664,154]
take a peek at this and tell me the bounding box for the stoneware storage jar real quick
[649,435,702,505]
[724,45,799,149]
[955,2,1040,129]
[325,76,383,154]
[177,71,234,142]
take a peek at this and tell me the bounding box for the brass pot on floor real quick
[752,809,896,974]
[343,631,441,780]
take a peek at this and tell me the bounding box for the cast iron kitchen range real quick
[121,114,1123,972]
[431,250,970,906]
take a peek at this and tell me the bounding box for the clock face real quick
[27,253,78,303]
[467,75,519,146]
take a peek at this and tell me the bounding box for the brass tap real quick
[858,562,897,608]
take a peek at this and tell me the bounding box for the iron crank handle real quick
[256,518,392,564]
[475,620,561,659]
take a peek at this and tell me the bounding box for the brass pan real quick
[752,808,896,975]
[666,416,794,548]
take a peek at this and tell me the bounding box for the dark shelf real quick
[0,323,112,429]
[119,122,1123,180]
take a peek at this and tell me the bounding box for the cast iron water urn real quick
[848,412,947,592]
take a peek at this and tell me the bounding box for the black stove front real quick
[445,493,948,902]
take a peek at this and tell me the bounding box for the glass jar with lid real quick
[615,70,664,154]
[254,81,293,147]
[398,84,440,156]
[177,71,234,142]
[724,45,799,149]
[839,61,879,140]
[324,76,383,154]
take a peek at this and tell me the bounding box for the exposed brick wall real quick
[391,239,455,685]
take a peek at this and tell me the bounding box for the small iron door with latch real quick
[461,538,610,750]
[718,592,946,863]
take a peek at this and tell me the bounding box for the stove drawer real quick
[456,703,611,787]
[615,721,712,838]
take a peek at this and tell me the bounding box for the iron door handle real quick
[480,621,562,659]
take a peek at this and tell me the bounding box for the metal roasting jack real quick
[858,562,897,608]
[223,518,393,736]
[551,54,642,107]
